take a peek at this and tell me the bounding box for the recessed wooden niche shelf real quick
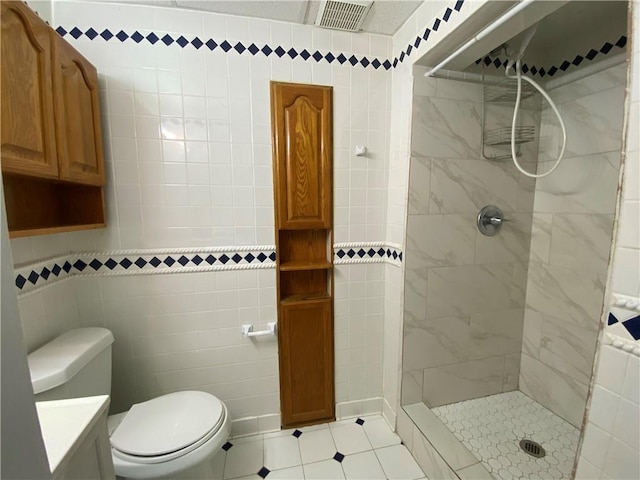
[3,174,105,238]
[271,81,334,428]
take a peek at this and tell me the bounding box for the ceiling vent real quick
[315,0,373,32]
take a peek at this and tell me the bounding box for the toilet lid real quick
[110,391,224,457]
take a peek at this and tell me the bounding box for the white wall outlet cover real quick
[355,145,367,156]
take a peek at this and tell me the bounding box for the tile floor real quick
[432,391,580,480]
[211,416,427,480]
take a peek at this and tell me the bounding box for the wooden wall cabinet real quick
[0,1,58,179]
[1,1,106,237]
[52,33,105,186]
[271,81,334,428]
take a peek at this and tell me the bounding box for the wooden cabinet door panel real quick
[271,82,332,229]
[1,1,58,178]
[52,35,105,185]
[279,299,334,426]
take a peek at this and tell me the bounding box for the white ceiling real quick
[83,0,422,35]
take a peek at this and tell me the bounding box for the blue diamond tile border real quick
[608,310,640,342]
[48,6,619,81]
[477,34,627,78]
[14,244,403,293]
[54,0,468,72]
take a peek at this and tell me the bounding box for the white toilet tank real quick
[28,328,114,402]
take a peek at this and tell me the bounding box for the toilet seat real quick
[111,391,225,464]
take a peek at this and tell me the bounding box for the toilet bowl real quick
[108,391,231,479]
[28,328,231,480]
[107,391,231,479]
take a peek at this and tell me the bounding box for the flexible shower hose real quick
[505,59,567,178]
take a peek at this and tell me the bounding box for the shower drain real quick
[519,439,546,458]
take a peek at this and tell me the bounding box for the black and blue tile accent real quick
[607,307,640,342]
[334,244,403,265]
[391,0,465,67]
[14,243,404,294]
[55,1,465,72]
[14,258,75,292]
[14,248,276,294]
[476,35,627,78]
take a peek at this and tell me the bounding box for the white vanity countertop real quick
[36,395,110,475]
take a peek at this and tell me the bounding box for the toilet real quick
[28,327,231,479]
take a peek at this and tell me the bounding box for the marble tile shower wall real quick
[381,0,489,421]
[11,0,395,425]
[401,75,537,409]
[520,64,627,428]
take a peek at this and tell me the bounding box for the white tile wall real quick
[52,0,391,250]
[576,346,640,479]
[10,0,397,428]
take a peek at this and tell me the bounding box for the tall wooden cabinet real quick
[1,1,106,237]
[271,82,334,428]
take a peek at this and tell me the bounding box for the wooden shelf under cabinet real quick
[3,174,106,238]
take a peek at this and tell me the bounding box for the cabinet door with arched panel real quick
[0,1,58,178]
[51,34,105,186]
[271,82,332,230]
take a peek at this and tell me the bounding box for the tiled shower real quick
[400,2,635,478]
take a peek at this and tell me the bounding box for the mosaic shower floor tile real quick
[432,391,580,480]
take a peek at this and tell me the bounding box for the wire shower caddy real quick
[481,66,538,161]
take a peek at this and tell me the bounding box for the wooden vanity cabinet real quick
[1,1,106,237]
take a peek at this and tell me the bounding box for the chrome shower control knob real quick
[477,205,508,236]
